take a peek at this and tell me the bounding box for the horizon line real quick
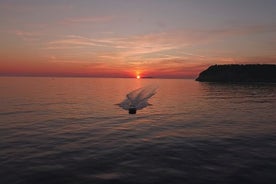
[0,74,195,80]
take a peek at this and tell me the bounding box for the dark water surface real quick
[0,77,276,184]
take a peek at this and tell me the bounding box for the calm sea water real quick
[0,77,276,184]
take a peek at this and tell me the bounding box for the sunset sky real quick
[1,0,276,78]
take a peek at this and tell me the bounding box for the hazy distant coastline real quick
[196,64,276,83]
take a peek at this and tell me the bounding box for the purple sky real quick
[1,0,276,78]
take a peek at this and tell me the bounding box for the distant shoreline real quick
[196,64,276,83]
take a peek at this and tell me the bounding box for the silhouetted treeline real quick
[196,64,276,83]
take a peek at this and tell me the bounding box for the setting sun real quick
[1,1,276,183]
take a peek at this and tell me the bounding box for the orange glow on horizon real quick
[0,60,205,78]
[135,71,141,79]
[1,1,275,79]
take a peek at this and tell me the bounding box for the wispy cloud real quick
[47,23,276,47]
[14,30,41,41]
[44,23,276,67]
[45,33,177,58]
[47,35,98,48]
